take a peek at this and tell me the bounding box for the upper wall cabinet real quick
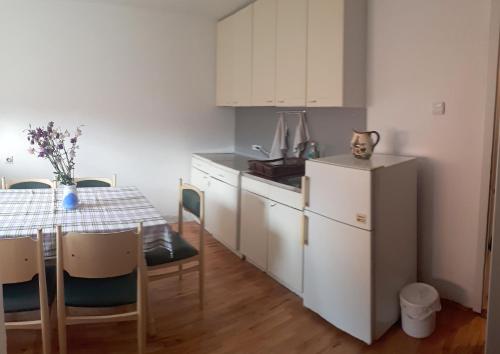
[275,0,308,107]
[216,4,253,107]
[216,16,234,106]
[252,0,277,106]
[307,0,366,107]
[216,0,366,108]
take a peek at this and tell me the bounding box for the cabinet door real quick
[232,5,253,107]
[303,211,372,344]
[267,202,303,294]
[216,16,234,106]
[240,190,268,270]
[307,0,344,107]
[206,177,238,250]
[252,0,277,106]
[275,0,308,107]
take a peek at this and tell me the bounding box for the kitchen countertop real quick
[242,172,302,193]
[193,153,303,192]
[194,153,251,172]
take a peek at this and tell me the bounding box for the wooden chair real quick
[0,230,55,354]
[1,177,54,189]
[75,174,117,188]
[56,224,147,354]
[146,179,205,309]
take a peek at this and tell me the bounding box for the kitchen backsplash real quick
[235,107,367,159]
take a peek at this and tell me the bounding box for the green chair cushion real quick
[10,181,52,189]
[146,233,198,267]
[3,266,56,313]
[182,189,200,218]
[76,180,111,188]
[63,271,136,308]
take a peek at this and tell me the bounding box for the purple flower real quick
[70,137,77,144]
[58,144,64,149]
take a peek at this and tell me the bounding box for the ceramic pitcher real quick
[351,130,381,160]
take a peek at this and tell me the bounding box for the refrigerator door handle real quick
[302,176,310,209]
[302,214,309,246]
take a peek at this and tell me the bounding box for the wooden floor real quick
[7,223,486,354]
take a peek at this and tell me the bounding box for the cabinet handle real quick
[308,99,318,103]
[278,100,285,103]
[302,215,309,246]
[266,100,273,103]
[270,202,277,207]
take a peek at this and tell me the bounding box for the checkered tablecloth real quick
[0,186,172,258]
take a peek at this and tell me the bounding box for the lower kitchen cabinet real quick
[240,187,304,295]
[267,201,303,294]
[206,177,238,250]
[190,154,244,253]
[240,190,268,270]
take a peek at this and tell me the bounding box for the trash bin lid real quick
[400,283,440,307]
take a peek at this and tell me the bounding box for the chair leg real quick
[199,264,204,310]
[41,314,51,354]
[57,302,67,354]
[138,309,146,354]
[146,288,157,337]
[179,264,183,280]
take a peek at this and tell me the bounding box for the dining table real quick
[0,186,172,350]
[0,186,172,258]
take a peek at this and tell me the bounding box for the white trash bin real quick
[400,283,441,338]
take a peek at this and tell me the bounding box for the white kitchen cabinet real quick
[267,201,303,294]
[216,4,253,107]
[240,190,268,270]
[191,154,245,253]
[306,0,366,107]
[303,211,372,343]
[216,16,234,106]
[206,177,238,250]
[232,5,253,106]
[240,175,304,295]
[252,0,277,106]
[275,0,308,107]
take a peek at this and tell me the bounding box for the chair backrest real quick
[57,225,141,279]
[2,177,53,190]
[75,174,116,188]
[0,231,44,284]
[178,179,205,237]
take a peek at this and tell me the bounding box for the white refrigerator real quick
[303,154,417,344]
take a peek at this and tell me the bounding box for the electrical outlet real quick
[252,145,262,151]
[5,156,13,164]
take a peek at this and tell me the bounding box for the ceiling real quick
[72,0,254,20]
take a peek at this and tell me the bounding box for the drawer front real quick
[242,176,302,210]
[306,161,372,230]
[206,164,239,186]
[190,167,210,191]
[192,156,239,186]
[241,176,270,198]
[267,184,303,210]
[192,156,211,173]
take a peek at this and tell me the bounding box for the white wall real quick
[367,0,493,308]
[0,0,235,218]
